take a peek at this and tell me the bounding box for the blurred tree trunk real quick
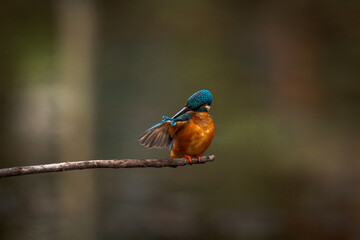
[55,0,97,239]
[257,3,359,240]
[258,4,322,118]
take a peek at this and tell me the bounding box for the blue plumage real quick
[186,90,213,109]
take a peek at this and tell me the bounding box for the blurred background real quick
[1,0,360,239]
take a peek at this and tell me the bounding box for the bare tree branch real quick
[0,155,215,178]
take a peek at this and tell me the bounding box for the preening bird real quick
[138,90,215,163]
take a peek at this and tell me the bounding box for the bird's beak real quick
[172,106,189,118]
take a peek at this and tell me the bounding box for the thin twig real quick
[0,155,215,178]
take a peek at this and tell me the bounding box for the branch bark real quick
[0,155,215,178]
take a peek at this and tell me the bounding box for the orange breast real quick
[170,112,214,158]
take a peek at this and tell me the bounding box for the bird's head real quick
[172,90,213,118]
[186,89,213,109]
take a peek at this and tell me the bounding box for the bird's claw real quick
[184,155,201,164]
[162,116,176,126]
[184,155,192,164]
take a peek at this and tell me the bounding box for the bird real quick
[138,90,214,163]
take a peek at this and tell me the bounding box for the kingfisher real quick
[138,90,215,163]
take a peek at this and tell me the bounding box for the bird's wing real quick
[138,114,191,149]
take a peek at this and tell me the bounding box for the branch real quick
[0,155,215,178]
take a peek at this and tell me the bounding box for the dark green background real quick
[1,1,359,239]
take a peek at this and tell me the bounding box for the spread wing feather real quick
[138,119,189,149]
[138,122,173,148]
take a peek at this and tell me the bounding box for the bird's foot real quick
[162,116,176,126]
[196,156,201,163]
[184,155,192,164]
